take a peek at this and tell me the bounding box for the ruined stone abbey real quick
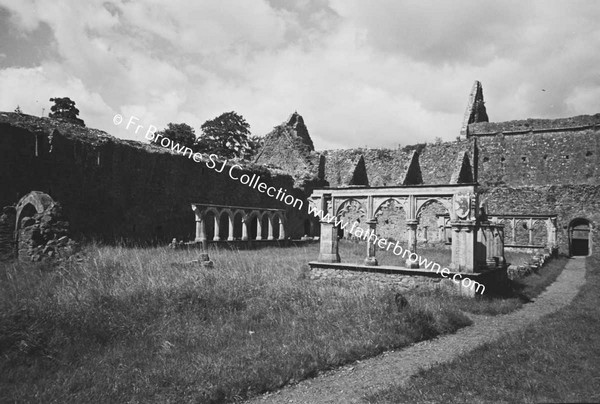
[1,81,598,271]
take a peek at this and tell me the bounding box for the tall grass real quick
[0,243,471,403]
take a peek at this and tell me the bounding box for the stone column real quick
[213,214,220,241]
[547,218,556,248]
[241,217,249,241]
[267,216,274,240]
[318,221,340,263]
[511,218,516,244]
[364,219,378,266]
[451,220,476,273]
[484,225,497,269]
[495,224,505,267]
[278,219,285,240]
[227,215,234,241]
[193,208,206,243]
[191,205,212,268]
[406,219,419,268]
[256,216,262,240]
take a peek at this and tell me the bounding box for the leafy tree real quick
[245,135,264,159]
[14,105,22,114]
[154,123,196,149]
[49,97,85,126]
[197,111,251,159]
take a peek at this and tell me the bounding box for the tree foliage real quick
[197,111,251,159]
[154,123,197,149]
[49,97,85,126]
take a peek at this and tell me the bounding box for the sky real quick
[0,1,599,150]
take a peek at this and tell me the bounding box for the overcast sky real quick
[1,1,599,150]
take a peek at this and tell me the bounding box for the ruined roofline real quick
[315,182,478,190]
[468,113,600,137]
[0,111,273,171]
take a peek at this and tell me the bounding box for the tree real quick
[49,97,85,126]
[154,123,196,149]
[197,111,251,159]
[245,135,264,159]
[14,105,22,114]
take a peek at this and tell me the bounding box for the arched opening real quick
[272,215,281,240]
[219,212,230,240]
[531,220,546,246]
[514,220,529,245]
[249,215,258,240]
[261,215,270,240]
[303,219,311,236]
[17,203,37,229]
[337,199,366,240]
[416,199,449,245]
[569,218,591,256]
[375,198,406,243]
[233,212,244,240]
[204,211,216,241]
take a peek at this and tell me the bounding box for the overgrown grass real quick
[367,256,600,403]
[0,243,471,403]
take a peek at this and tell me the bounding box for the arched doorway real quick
[569,218,591,256]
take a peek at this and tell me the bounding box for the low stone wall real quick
[309,266,456,293]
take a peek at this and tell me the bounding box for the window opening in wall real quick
[543,155,548,160]
[564,155,569,159]
[483,157,489,163]
[35,134,41,157]
[586,151,593,157]
[521,156,527,162]
[500,157,505,162]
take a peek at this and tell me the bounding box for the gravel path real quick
[247,258,586,404]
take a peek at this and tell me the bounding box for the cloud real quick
[0,0,599,149]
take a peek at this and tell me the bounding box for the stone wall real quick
[482,185,600,254]
[471,115,600,187]
[322,140,475,187]
[309,267,457,293]
[0,112,307,243]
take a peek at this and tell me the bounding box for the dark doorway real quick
[569,219,591,256]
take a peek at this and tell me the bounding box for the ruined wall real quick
[469,115,600,256]
[481,185,600,255]
[322,140,475,188]
[0,113,307,243]
[471,115,600,187]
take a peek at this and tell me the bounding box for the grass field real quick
[367,256,599,403]
[0,243,472,403]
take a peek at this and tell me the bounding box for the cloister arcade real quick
[309,184,505,273]
[487,214,558,249]
[191,203,286,243]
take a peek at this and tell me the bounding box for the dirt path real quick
[247,258,586,404]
